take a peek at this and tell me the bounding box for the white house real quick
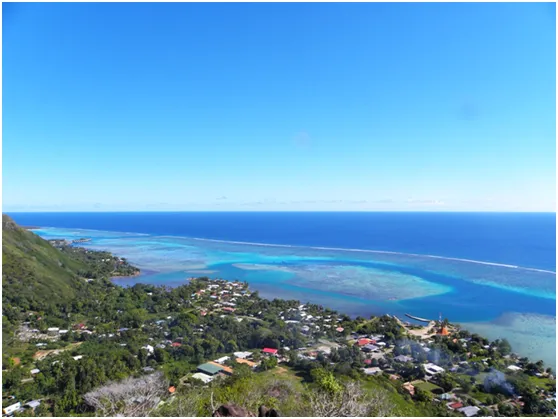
[233,351,252,359]
[192,372,214,383]
[142,345,154,354]
[30,369,41,375]
[214,356,230,364]
[458,406,480,417]
[423,363,445,375]
[363,367,382,375]
[507,365,522,372]
[3,402,22,415]
[25,400,41,410]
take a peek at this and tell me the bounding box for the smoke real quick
[483,369,516,396]
[428,347,441,365]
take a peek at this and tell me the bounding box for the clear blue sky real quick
[3,2,556,212]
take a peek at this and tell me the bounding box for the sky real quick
[2,2,556,212]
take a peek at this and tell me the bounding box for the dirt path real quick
[394,316,437,339]
[33,342,83,360]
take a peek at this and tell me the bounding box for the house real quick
[142,345,154,354]
[233,351,252,359]
[143,367,155,372]
[262,348,278,356]
[72,355,84,361]
[448,402,464,410]
[335,327,344,332]
[47,327,60,334]
[208,361,233,375]
[197,363,224,376]
[402,382,415,396]
[191,372,214,384]
[362,344,379,353]
[59,329,69,334]
[30,369,41,375]
[439,393,455,401]
[214,356,230,364]
[357,338,372,346]
[235,358,258,369]
[25,400,41,410]
[424,363,445,375]
[507,365,522,372]
[171,342,182,348]
[363,367,382,375]
[458,406,480,417]
[3,402,22,416]
[394,355,413,363]
[168,386,176,394]
[223,307,235,313]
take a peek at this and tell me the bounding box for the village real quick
[3,278,556,417]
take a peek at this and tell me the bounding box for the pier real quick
[404,313,432,323]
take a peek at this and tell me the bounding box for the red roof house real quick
[449,402,463,410]
[171,342,182,348]
[357,338,372,346]
[262,348,278,355]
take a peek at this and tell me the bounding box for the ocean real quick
[7,211,556,368]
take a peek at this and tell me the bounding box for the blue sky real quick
[2,3,556,212]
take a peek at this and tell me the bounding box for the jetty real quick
[404,313,432,323]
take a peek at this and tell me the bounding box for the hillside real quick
[2,214,89,315]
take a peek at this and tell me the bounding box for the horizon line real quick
[4,210,556,214]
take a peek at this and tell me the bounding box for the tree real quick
[260,356,278,371]
[497,339,512,356]
[414,388,432,403]
[154,348,169,364]
[138,349,149,367]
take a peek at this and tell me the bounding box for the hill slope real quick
[2,214,89,314]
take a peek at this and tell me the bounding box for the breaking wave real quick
[188,237,556,275]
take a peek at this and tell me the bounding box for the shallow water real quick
[31,226,557,369]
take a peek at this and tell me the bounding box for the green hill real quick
[2,214,89,315]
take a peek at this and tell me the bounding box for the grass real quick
[414,381,443,393]
[362,378,432,416]
[261,364,304,383]
[528,375,555,389]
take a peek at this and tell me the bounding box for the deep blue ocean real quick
[6,211,557,367]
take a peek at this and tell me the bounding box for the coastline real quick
[16,223,558,370]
